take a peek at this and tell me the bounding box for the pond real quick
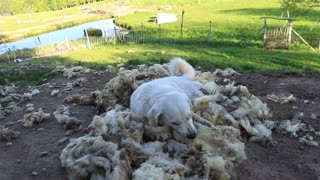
[0,19,117,55]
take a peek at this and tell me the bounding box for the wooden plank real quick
[260,16,294,21]
[292,28,316,52]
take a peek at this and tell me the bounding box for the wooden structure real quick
[260,17,292,50]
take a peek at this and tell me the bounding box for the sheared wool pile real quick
[0,104,4,119]
[54,65,91,79]
[60,106,144,180]
[65,77,86,90]
[193,71,273,146]
[266,94,297,104]
[4,103,22,114]
[0,85,40,119]
[61,63,276,179]
[7,61,51,72]
[64,90,100,105]
[53,105,81,130]
[61,105,246,179]
[18,108,50,127]
[277,112,319,146]
[60,135,120,179]
[0,126,20,141]
[25,103,35,112]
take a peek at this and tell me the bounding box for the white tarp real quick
[157,13,177,24]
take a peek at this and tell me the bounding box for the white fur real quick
[169,57,196,80]
[130,58,204,139]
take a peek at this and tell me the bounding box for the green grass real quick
[1,0,320,86]
[116,0,320,47]
[0,67,58,86]
[0,1,111,42]
[20,43,320,74]
[1,42,320,86]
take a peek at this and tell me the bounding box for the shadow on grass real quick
[220,8,320,22]
[2,42,320,86]
[0,67,59,86]
[61,43,320,74]
[220,8,282,17]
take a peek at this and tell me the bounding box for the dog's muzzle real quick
[184,119,197,139]
[187,132,196,139]
[186,131,197,139]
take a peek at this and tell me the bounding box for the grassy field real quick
[1,0,320,86]
[117,0,320,46]
[2,42,318,72]
[0,1,113,42]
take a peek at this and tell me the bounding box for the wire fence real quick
[0,25,217,62]
[1,22,320,62]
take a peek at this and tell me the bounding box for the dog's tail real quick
[168,57,195,80]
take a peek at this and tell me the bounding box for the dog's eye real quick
[172,122,180,126]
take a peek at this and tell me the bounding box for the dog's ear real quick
[188,99,193,108]
[147,105,162,127]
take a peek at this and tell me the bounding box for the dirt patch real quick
[233,74,320,180]
[0,70,319,180]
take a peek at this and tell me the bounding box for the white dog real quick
[130,58,204,139]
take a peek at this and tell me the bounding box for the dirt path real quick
[0,71,319,180]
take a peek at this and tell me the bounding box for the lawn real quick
[0,1,112,42]
[10,43,320,74]
[1,0,320,86]
[116,0,320,46]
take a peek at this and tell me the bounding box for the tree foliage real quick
[280,0,320,16]
[0,0,104,15]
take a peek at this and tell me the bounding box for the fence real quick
[1,20,320,62]
[0,28,123,62]
[0,23,217,62]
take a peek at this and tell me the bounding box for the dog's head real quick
[148,93,197,139]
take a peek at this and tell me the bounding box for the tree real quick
[67,0,80,8]
[280,0,320,16]
[0,0,12,15]
[56,0,68,9]
[48,0,58,11]
[0,0,105,15]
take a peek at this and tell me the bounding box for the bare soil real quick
[0,71,320,180]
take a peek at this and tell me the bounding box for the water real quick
[0,19,117,55]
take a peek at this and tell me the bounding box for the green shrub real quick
[84,28,102,37]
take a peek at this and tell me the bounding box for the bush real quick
[84,28,102,37]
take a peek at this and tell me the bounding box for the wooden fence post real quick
[181,10,185,40]
[114,27,117,42]
[12,46,16,60]
[84,28,91,49]
[65,35,70,51]
[292,28,316,52]
[263,18,267,47]
[20,44,24,59]
[158,24,161,43]
[287,19,292,49]
[141,23,144,44]
[208,20,212,43]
